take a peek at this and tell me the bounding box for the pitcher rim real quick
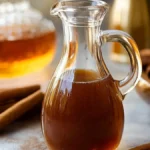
[51,0,109,15]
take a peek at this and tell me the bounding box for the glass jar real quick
[0,0,56,87]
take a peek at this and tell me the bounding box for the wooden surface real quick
[1,88,150,150]
[0,22,150,150]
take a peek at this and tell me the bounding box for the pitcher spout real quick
[51,0,109,26]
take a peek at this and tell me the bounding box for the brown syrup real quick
[42,69,124,150]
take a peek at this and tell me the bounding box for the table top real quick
[0,22,150,150]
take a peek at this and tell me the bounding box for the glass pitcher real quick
[0,0,56,88]
[42,1,142,150]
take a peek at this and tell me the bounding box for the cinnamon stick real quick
[146,65,150,78]
[0,102,15,113]
[0,99,16,105]
[0,85,40,104]
[0,90,44,130]
[140,49,150,66]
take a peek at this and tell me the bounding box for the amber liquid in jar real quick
[42,69,124,150]
[0,24,56,78]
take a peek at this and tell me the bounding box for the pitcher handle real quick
[101,30,142,95]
